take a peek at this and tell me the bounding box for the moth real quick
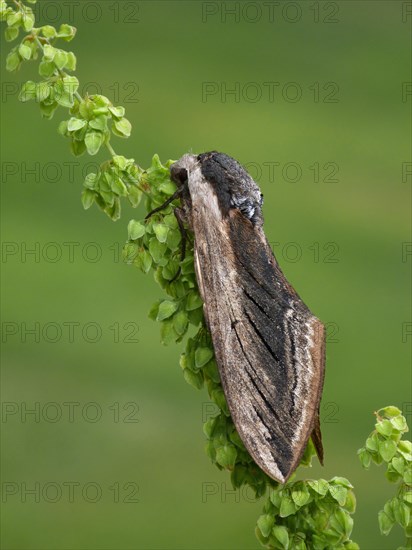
[160,151,325,484]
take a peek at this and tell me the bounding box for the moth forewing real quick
[171,152,325,484]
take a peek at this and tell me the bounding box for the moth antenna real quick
[145,187,182,220]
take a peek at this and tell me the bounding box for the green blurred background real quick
[1,1,410,548]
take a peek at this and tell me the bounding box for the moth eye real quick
[170,165,188,186]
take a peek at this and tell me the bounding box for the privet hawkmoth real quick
[162,151,326,484]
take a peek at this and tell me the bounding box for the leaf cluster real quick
[358,406,411,547]
[2,0,138,221]
[256,477,358,549]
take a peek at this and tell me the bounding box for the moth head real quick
[170,164,188,187]
[170,154,199,187]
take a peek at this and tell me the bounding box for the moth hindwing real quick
[170,151,325,484]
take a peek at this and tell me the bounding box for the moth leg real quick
[169,207,188,283]
[145,188,182,220]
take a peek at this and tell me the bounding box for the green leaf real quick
[216,444,237,470]
[272,525,289,549]
[122,242,139,264]
[18,43,31,60]
[357,448,371,469]
[187,307,204,326]
[376,419,394,437]
[365,433,379,452]
[291,485,311,507]
[103,195,120,220]
[65,51,76,71]
[39,101,58,120]
[41,25,57,39]
[43,44,55,61]
[84,131,103,155]
[211,388,229,416]
[397,501,411,528]
[18,80,36,102]
[113,117,132,137]
[5,26,19,42]
[68,117,87,132]
[163,213,178,229]
[398,440,412,461]
[109,105,125,118]
[183,368,204,390]
[160,318,177,345]
[391,456,405,475]
[344,490,357,514]
[128,185,142,208]
[6,50,20,71]
[229,429,245,450]
[329,484,348,506]
[133,249,152,274]
[148,238,168,264]
[6,11,21,26]
[379,439,397,462]
[279,495,297,517]
[173,310,188,336]
[57,23,77,41]
[55,91,74,108]
[159,179,176,195]
[153,223,169,243]
[166,229,181,251]
[330,477,353,489]
[162,260,179,281]
[231,464,248,489]
[148,301,160,321]
[401,487,412,504]
[70,139,86,156]
[112,155,128,170]
[127,220,145,240]
[255,526,269,546]
[181,256,195,275]
[53,49,68,69]
[195,347,214,369]
[22,12,34,31]
[308,479,329,496]
[378,406,401,418]
[331,508,353,537]
[186,290,203,311]
[38,60,55,77]
[89,116,107,132]
[390,415,408,432]
[203,417,216,439]
[383,499,395,521]
[386,469,402,483]
[156,300,178,321]
[62,75,79,95]
[300,438,316,467]
[110,175,127,196]
[378,510,394,535]
[270,489,282,509]
[257,514,274,538]
[203,359,220,384]
[81,189,95,210]
[36,81,50,102]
